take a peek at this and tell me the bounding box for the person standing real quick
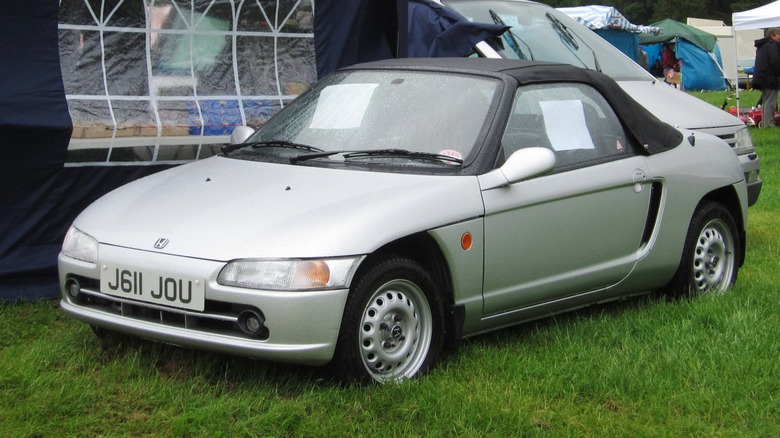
[752,28,780,127]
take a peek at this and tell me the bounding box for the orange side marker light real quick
[461,232,473,250]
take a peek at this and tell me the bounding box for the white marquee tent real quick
[732,1,780,108]
[733,0,780,30]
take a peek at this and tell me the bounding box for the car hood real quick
[618,80,743,131]
[74,156,485,261]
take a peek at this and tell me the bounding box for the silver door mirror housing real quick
[230,126,255,144]
[480,147,556,190]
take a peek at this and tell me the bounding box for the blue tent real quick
[640,19,727,91]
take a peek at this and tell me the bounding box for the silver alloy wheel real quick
[358,278,433,383]
[692,217,735,293]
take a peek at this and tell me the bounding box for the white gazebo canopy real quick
[733,0,780,30]
[732,1,780,108]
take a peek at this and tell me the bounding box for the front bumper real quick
[739,152,761,206]
[58,249,349,366]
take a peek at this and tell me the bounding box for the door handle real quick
[633,170,646,193]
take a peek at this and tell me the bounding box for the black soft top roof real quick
[343,58,683,155]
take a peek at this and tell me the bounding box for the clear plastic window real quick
[502,83,633,170]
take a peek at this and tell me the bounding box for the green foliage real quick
[1,93,779,435]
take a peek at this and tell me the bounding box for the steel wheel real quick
[358,278,433,383]
[331,255,444,384]
[664,201,740,297]
[691,217,735,293]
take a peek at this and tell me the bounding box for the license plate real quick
[100,264,205,311]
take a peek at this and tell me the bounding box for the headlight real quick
[217,257,362,291]
[734,127,755,153]
[62,226,98,264]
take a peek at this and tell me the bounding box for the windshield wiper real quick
[345,149,464,165]
[489,9,532,60]
[544,12,604,71]
[290,148,464,166]
[546,12,579,51]
[222,140,323,154]
[543,12,602,73]
[288,150,345,163]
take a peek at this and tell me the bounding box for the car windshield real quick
[236,69,501,169]
[444,0,653,81]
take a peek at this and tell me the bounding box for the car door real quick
[481,82,654,315]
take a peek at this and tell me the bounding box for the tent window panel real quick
[195,42,237,95]
[59,30,105,96]
[59,1,99,26]
[59,0,318,164]
[236,3,274,32]
[236,37,278,95]
[111,100,156,134]
[101,0,145,28]
[157,100,195,136]
[68,100,113,138]
[103,31,149,96]
[243,100,280,128]
[153,18,230,70]
[275,37,317,95]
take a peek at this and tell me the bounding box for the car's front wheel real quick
[665,201,740,297]
[332,255,444,384]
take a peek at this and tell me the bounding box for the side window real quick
[501,83,634,171]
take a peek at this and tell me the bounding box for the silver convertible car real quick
[59,59,747,384]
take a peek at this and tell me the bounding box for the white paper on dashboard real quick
[539,100,595,151]
[310,83,379,129]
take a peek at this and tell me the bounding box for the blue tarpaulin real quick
[407,0,508,58]
[595,29,640,62]
[1,0,72,300]
[314,0,508,78]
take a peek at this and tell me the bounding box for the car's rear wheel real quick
[332,255,444,384]
[665,201,739,297]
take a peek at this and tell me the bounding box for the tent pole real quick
[734,26,741,112]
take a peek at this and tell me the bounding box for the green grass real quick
[2,97,780,436]
[688,88,763,110]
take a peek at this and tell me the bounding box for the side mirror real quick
[480,147,556,190]
[230,126,255,144]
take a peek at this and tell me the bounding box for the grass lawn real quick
[2,91,779,436]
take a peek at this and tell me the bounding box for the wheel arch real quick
[699,185,746,267]
[356,232,463,346]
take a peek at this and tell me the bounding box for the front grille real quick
[67,276,269,341]
[716,134,736,148]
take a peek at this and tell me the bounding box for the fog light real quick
[237,309,267,338]
[66,279,81,300]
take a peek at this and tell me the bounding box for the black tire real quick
[664,201,740,298]
[331,255,445,384]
